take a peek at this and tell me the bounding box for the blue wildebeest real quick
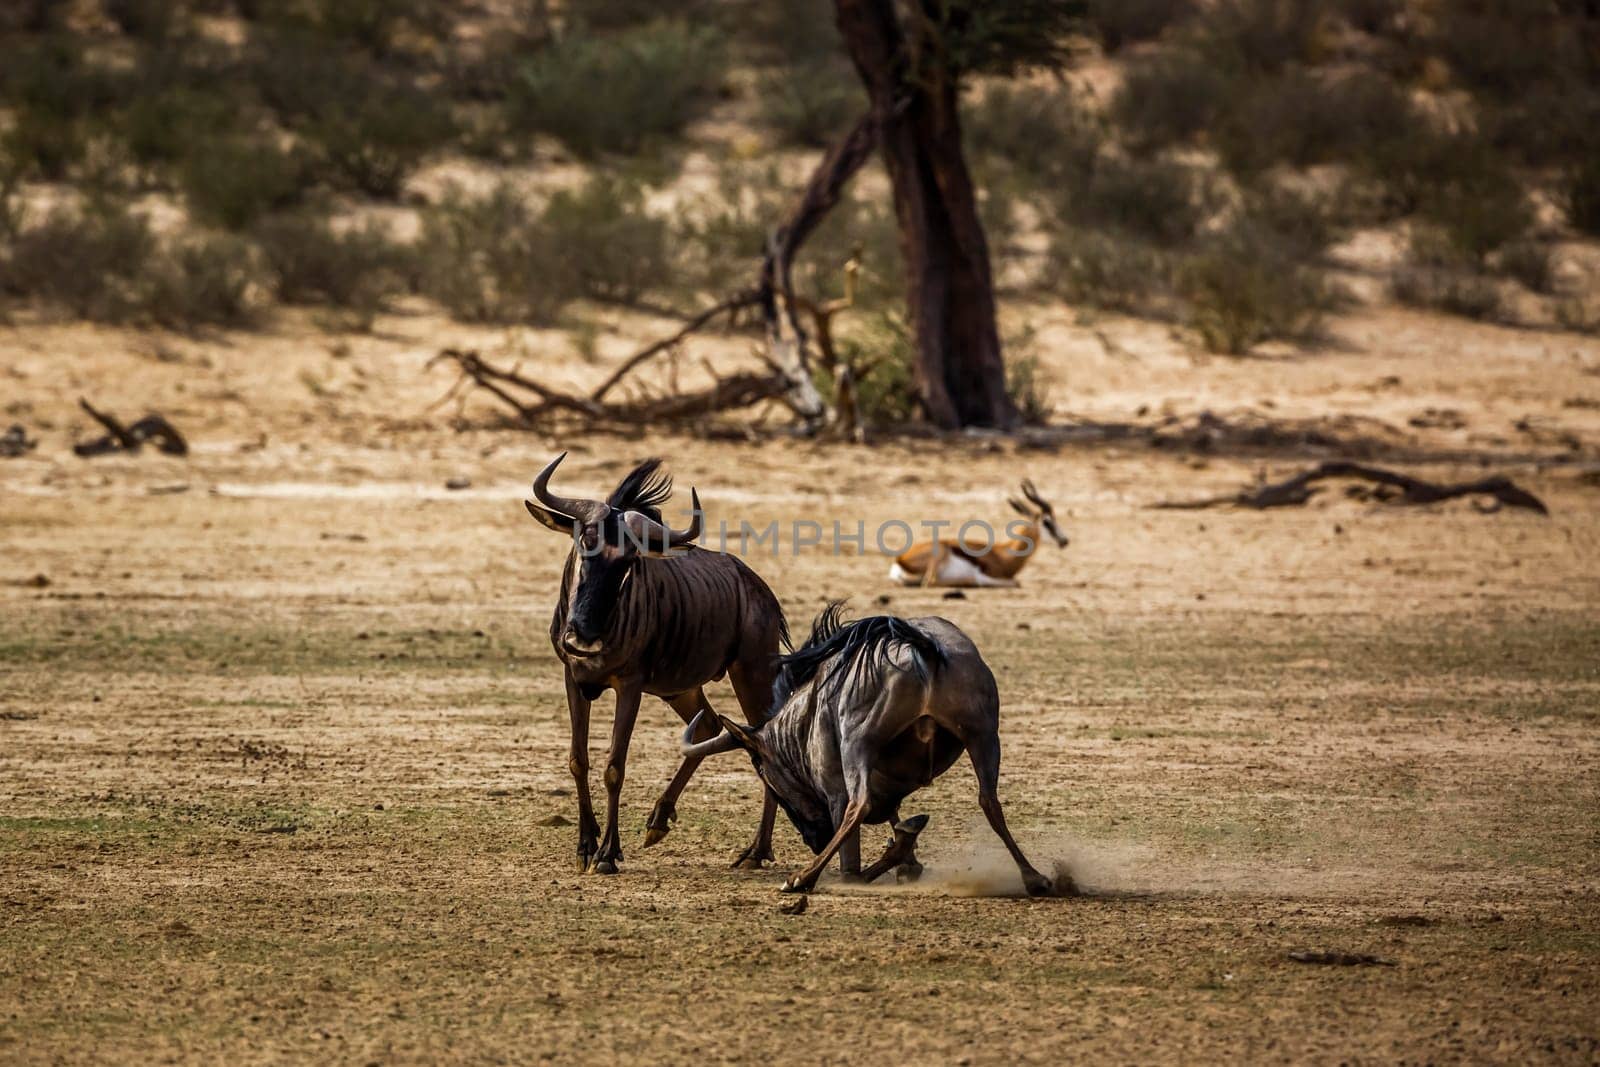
[681,604,1063,895]
[525,454,786,874]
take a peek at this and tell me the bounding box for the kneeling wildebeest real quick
[525,453,787,874]
[681,604,1063,896]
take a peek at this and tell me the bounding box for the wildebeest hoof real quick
[589,858,620,875]
[732,855,772,871]
[1023,872,1056,897]
[778,877,812,894]
[895,860,924,884]
[895,814,930,837]
[642,803,676,848]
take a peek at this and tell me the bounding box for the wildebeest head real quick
[525,453,701,657]
[681,711,835,852]
[1008,479,1069,549]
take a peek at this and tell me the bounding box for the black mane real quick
[607,458,673,521]
[771,601,945,710]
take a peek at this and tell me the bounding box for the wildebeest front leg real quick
[564,670,600,872]
[728,662,778,870]
[967,734,1062,898]
[591,685,642,875]
[644,689,716,848]
[781,799,867,894]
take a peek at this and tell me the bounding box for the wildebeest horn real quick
[624,487,702,554]
[531,452,601,522]
[679,709,744,760]
[1020,479,1049,510]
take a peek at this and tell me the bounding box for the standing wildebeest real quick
[525,453,786,874]
[682,604,1063,896]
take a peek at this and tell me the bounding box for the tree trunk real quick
[833,0,1018,430]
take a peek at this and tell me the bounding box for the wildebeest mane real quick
[607,458,672,522]
[771,602,945,709]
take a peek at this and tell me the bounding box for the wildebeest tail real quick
[772,601,945,707]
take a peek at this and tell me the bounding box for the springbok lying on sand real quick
[889,480,1069,587]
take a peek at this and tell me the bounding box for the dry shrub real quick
[1047,228,1174,315]
[1112,48,1227,154]
[1495,241,1556,296]
[1562,152,1600,239]
[145,233,272,329]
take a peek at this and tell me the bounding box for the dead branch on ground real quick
[1152,461,1549,515]
[73,399,188,458]
[432,112,880,432]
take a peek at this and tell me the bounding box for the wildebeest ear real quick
[717,714,761,752]
[524,500,574,534]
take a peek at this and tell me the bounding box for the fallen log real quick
[1153,461,1549,515]
[73,399,188,457]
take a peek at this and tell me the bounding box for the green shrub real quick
[417,184,572,325]
[248,34,452,196]
[1112,48,1229,154]
[121,87,233,168]
[1416,162,1531,263]
[1496,240,1556,295]
[1562,152,1600,238]
[1240,182,1344,261]
[1336,0,1401,34]
[0,37,118,180]
[507,20,727,157]
[145,233,271,329]
[180,137,311,230]
[105,0,191,41]
[966,83,1102,188]
[823,314,919,426]
[757,60,864,148]
[1393,265,1505,321]
[1047,228,1174,314]
[1086,0,1196,51]
[541,177,672,306]
[1073,154,1215,247]
[1215,71,1413,176]
[1005,349,1052,426]
[1195,0,1330,75]
[0,200,157,321]
[1181,223,1331,353]
[253,211,412,326]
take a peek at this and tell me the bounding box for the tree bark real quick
[833,0,1018,430]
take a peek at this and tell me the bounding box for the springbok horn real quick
[624,487,703,554]
[531,452,599,521]
[680,709,744,760]
[1008,496,1034,517]
[1021,479,1048,510]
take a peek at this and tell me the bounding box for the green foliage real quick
[1239,183,1344,262]
[1561,152,1600,238]
[825,314,920,426]
[418,184,566,324]
[105,0,191,42]
[144,233,272,329]
[1180,221,1331,353]
[539,176,672,306]
[965,83,1103,186]
[906,0,1088,78]
[1393,263,1505,322]
[1214,70,1413,176]
[180,137,311,230]
[1193,0,1329,75]
[1085,0,1196,51]
[758,61,864,148]
[253,211,413,327]
[1047,228,1174,314]
[1495,240,1555,296]
[248,34,453,197]
[1112,48,1228,154]
[507,21,727,158]
[1004,344,1052,425]
[0,200,157,322]
[1069,154,1216,247]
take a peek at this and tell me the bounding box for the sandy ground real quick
[2,303,1599,1063]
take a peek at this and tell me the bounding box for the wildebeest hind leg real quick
[967,734,1061,898]
[728,661,779,869]
[860,813,929,883]
[644,689,717,848]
